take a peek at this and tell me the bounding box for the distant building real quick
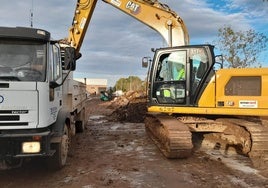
[74,78,107,95]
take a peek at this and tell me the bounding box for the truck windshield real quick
[0,40,46,81]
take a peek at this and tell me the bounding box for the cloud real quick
[226,0,268,34]
[163,0,253,41]
[227,0,268,17]
[0,0,267,86]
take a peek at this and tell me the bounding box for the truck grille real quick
[0,115,19,121]
[0,110,29,126]
[0,122,28,126]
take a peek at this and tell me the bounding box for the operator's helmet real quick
[167,51,185,68]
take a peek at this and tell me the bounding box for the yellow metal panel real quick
[149,68,268,117]
[262,74,268,96]
[148,106,268,116]
[215,68,268,109]
[198,75,216,107]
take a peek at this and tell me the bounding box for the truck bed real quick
[67,79,87,113]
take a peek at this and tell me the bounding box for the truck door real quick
[48,44,62,123]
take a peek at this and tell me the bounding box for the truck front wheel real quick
[48,124,69,170]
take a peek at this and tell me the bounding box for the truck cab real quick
[0,27,82,169]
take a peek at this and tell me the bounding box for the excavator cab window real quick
[190,49,208,97]
[153,50,187,104]
[151,46,210,105]
[155,51,186,82]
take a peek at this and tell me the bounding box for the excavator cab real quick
[148,44,215,106]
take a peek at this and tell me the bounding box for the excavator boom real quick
[68,0,97,57]
[103,0,189,46]
[68,0,189,58]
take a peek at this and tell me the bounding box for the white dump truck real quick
[0,27,87,169]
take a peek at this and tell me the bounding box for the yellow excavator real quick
[67,0,268,168]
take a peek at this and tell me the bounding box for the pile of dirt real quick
[108,90,147,123]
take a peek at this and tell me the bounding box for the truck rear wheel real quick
[75,120,85,133]
[48,124,69,170]
[76,108,85,133]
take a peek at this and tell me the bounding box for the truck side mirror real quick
[49,81,60,89]
[62,47,76,71]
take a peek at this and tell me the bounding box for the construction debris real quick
[108,90,147,123]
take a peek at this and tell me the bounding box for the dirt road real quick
[0,98,267,188]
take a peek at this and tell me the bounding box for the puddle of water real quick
[111,125,120,130]
[205,150,258,174]
[136,146,143,152]
[88,115,106,120]
[93,120,108,124]
[227,175,250,188]
[88,115,108,124]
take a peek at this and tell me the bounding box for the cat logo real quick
[126,1,140,14]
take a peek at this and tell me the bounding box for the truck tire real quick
[76,120,85,133]
[48,124,69,170]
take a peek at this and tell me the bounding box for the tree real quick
[114,76,145,92]
[214,26,268,68]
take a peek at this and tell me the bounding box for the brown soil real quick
[0,94,267,188]
[108,91,147,123]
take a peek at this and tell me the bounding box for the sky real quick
[0,0,267,86]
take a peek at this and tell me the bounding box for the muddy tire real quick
[48,125,69,170]
[76,120,85,133]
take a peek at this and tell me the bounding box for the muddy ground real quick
[0,95,267,188]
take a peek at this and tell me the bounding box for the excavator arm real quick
[68,0,97,58]
[68,0,189,58]
[102,0,189,47]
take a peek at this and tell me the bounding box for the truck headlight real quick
[22,142,41,153]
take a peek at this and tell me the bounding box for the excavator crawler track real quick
[145,113,193,158]
[220,118,268,169]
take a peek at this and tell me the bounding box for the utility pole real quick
[30,0,34,27]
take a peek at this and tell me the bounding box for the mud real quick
[0,96,267,188]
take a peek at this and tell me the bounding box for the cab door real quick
[149,46,213,106]
[48,44,63,123]
[151,50,187,105]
